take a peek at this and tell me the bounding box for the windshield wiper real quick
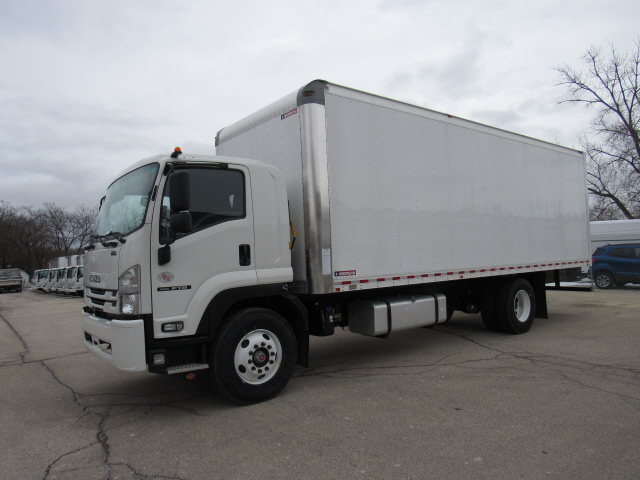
[87,232,126,248]
[105,231,127,244]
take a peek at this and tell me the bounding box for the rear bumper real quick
[81,309,147,371]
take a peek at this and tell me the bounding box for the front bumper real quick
[81,308,147,371]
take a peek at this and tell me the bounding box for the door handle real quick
[239,244,251,266]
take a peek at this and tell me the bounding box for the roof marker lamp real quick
[119,265,141,315]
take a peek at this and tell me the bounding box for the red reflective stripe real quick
[342,281,351,285]
[408,275,415,279]
[393,277,400,280]
[360,279,369,283]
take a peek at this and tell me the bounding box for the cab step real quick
[166,363,209,374]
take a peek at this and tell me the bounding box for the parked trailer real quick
[590,219,640,250]
[0,268,23,293]
[81,80,590,404]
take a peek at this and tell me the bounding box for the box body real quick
[217,81,590,295]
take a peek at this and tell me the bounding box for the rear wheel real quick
[496,278,535,334]
[594,271,615,289]
[211,308,297,405]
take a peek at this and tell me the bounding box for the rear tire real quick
[594,271,615,289]
[211,308,297,405]
[495,278,535,334]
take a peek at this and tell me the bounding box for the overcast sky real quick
[1,0,638,211]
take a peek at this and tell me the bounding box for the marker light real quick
[162,322,184,332]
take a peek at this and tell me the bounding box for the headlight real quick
[121,294,140,315]
[119,265,141,314]
[119,265,141,295]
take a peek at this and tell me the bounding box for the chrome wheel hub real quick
[234,329,281,385]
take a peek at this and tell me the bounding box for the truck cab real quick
[36,269,49,290]
[81,153,297,392]
[75,266,84,295]
[44,269,56,293]
[65,266,78,294]
[55,267,67,293]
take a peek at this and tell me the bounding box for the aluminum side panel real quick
[324,91,589,279]
[216,107,307,289]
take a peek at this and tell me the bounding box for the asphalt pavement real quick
[1,287,639,480]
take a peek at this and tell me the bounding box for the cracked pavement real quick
[1,288,639,480]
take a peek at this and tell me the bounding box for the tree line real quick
[0,201,97,274]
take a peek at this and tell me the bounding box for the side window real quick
[610,247,633,259]
[160,167,245,243]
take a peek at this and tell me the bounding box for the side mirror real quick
[170,170,190,212]
[170,211,192,234]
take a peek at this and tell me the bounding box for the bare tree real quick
[0,200,97,272]
[0,201,17,268]
[70,204,99,250]
[555,41,640,219]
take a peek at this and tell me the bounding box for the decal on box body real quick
[334,270,356,277]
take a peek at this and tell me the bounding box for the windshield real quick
[96,163,159,237]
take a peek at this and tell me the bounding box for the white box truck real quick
[0,268,23,293]
[81,80,590,404]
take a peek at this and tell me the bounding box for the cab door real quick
[150,164,255,331]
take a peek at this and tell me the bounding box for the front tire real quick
[496,278,535,334]
[211,308,297,405]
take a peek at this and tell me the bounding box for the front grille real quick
[86,288,119,313]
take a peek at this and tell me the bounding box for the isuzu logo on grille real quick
[89,274,102,283]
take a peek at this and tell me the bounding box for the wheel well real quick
[200,286,309,368]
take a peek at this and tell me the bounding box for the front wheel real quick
[211,308,297,405]
[496,278,535,334]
